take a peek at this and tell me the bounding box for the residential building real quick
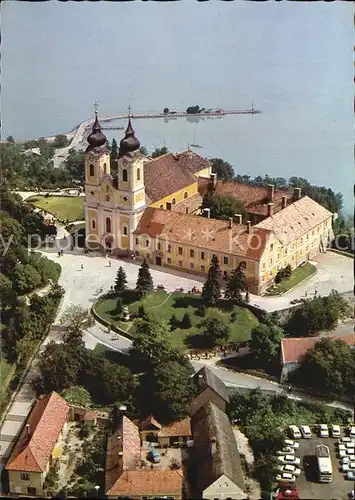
[280,333,355,382]
[191,401,247,500]
[84,111,334,295]
[5,392,69,497]
[105,416,183,499]
[191,366,230,416]
[139,415,191,447]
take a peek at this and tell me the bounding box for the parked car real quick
[276,473,296,484]
[347,448,355,455]
[349,462,355,469]
[289,425,302,439]
[340,437,353,443]
[281,464,302,476]
[300,425,312,438]
[346,471,355,481]
[339,444,347,451]
[147,449,161,463]
[345,442,355,449]
[319,424,329,438]
[331,424,341,437]
[276,447,295,455]
[341,456,351,464]
[284,439,300,449]
[342,463,351,473]
[349,426,355,438]
[278,455,301,466]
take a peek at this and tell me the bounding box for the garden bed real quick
[267,262,316,295]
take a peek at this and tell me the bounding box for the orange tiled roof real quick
[140,415,162,431]
[198,178,292,216]
[105,416,141,494]
[281,333,355,364]
[134,207,271,261]
[172,193,203,215]
[255,196,332,245]
[6,392,69,472]
[158,417,191,438]
[106,469,183,497]
[144,151,211,203]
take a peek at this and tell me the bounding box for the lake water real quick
[2,1,353,213]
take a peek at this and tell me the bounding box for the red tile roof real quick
[6,392,69,472]
[281,333,355,364]
[106,469,183,497]
[134,207,271,261]
[158,417,191,438]
[198,178,292,217]
[144,151,211,203]
[105,416,141,495]
[140,415,162,431]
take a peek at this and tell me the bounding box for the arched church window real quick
[172,198,176,205]
[159,204,164,209]
[137,168,141,181]
[184,192,188,199]
[103,163,107,175]
[123,226,128,235]
[106,217,111,233]
[89,164,94,177]
[122,169,128,182]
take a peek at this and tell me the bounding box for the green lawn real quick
[94,291,259,350]
[27,195,85,222]
[267,262,317,295]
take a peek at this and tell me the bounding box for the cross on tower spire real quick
[94,101,99,116]
[127,105,132,117]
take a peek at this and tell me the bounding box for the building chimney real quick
[26,424,30,436]
[228,217,233,229]
[203,208,211,219]
[267,184,275,202]
[293,187,301,200]
[282,195,287,209]
[234,214,242,225]
[247,221,251,234]
[210,173,217,188]
[267,203,274,217]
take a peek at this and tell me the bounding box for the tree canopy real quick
[151,146,168,159]
[225,262,247,305]
[201,192,246,221]
[114,266,127,293]
[136,259,153,296]
[210,158,234,181]
[202,255,221,306]
[199,314,230,348]
[248,323,284,366]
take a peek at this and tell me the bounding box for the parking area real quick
[275,426,355,500]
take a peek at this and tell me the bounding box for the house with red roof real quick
[5,391,69,497]
[280,333,355,382]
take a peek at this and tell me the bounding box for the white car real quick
[339,444,346,451]
[350,462,355,469]
[300,425,312,438]
[349,426,355,438]
[284,439,300,449]
[319,424,329,438]
[347,448,355,455]
[345,442,355,449]
[276,473,296,484]
[281,464,302,477]
[276,447,295,455]
[342,463,351,473]
[339,450,347,458]
[341,456,351,464]
[340,437,353,444]
[289,425,302,439]
[278,455,301,466]
[331,425,341,437]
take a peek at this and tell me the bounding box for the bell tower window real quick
[137,168,141,181]
[122,169,128,182]
[103,163,107,175]
[89,164,94,177]
[106,217,111,233]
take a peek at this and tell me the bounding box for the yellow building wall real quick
[150,182,198,209]
[9,470,44,496]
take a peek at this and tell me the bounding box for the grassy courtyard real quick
[267,262,317,295]
[94,291,259,350]
[27,195,85,222]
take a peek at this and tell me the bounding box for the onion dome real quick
[87,113,107,150]
[118,119,140,157]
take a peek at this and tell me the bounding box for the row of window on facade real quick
[159,191,189,210]
[91,218,128,235]
[89,164,141,182]
[269,224,327,254]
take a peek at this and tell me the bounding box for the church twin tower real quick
[84,110,146,253]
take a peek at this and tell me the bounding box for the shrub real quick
[196,304,206,317]
[116,297,123,316]
[169,313,179,330]
[181,312,192,329]
[138,304,147,319]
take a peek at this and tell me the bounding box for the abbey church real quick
[84,113,333,295]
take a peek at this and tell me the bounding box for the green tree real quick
[202,255,221,306]
[61,386,92,407]
[131,318,174,366]
[139,145,148,156]
[151,146,168,158]
[136,259,153,296]
[293,338,355,396]
[210,158,234,181]
[114,266,127,293]
[53,134,69,148]
[201,192,246,221]
[116,297,123,316]
[248,323,284,365]
[0,273,16,305]
[199,315,230,348]
[225,262,247,304]
[181,312,192,329]
[169,313,179,330]
[6,135,14,143]
[60,305,94,346]
[12,264,42,294]
[137,304,148,319]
